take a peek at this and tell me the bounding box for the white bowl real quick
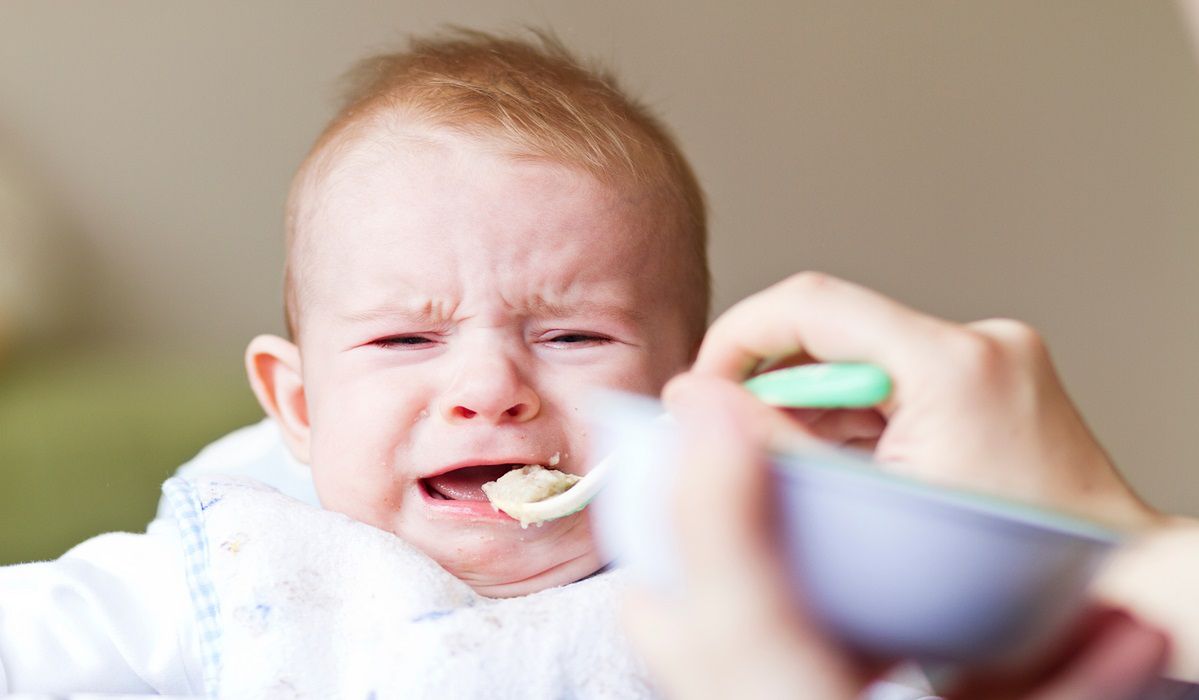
[590,394,1120,665]
[773,447,1118,664]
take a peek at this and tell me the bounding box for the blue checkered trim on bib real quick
[163,477,222,697]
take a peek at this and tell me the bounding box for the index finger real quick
[694,272,951,382]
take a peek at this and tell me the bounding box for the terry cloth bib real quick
[161,476,653,699]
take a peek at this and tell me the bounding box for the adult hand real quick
[691,272,1160,530]
[1094,518,1199,682]
[628,372,1168,700]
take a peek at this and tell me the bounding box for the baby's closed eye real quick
[372,335,438,349]
[543,333,612,347]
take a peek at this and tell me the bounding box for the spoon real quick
[487,362,892,526]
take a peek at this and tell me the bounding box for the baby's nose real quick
[439,357,541,424]
[448,401,536,422]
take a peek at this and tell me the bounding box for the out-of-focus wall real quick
[1,1,1197,558]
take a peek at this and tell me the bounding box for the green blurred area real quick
[0,346,264,565]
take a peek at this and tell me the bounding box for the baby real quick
[0,30,710,697]
[243,29,708,601]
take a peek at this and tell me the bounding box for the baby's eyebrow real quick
[339,300,450,325]
[338,297,646,326]
[525,297,646,325]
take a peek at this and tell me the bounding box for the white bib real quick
[162,476,653,699]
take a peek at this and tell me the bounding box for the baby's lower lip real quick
[418,479,515,521]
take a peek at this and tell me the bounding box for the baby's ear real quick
[245,334,310,464]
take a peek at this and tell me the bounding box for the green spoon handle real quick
[742,363,891,408]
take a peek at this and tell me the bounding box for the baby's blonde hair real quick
[284,28,709,340]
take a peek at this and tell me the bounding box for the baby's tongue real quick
[426,464,518,501]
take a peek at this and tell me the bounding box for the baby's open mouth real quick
[421,464,523,502]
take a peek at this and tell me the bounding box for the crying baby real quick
[0,29,709,698]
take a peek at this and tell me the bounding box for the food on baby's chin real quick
[482,465,580,528]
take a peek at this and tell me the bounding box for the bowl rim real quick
[771,442,1124,546]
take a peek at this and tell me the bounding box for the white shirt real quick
[0,520,201,695]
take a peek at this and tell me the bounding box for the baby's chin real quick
[458,548,607,598]
[409,520,606,598]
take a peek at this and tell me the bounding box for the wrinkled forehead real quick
[287,123,690,327]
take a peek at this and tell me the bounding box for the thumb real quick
[663,371,823,453]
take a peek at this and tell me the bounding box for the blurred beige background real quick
[1,1,1197,563]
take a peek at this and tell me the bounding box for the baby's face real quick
[293,129,695,597]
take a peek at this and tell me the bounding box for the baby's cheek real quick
[606,360,673,395]
[314,466,405,531]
